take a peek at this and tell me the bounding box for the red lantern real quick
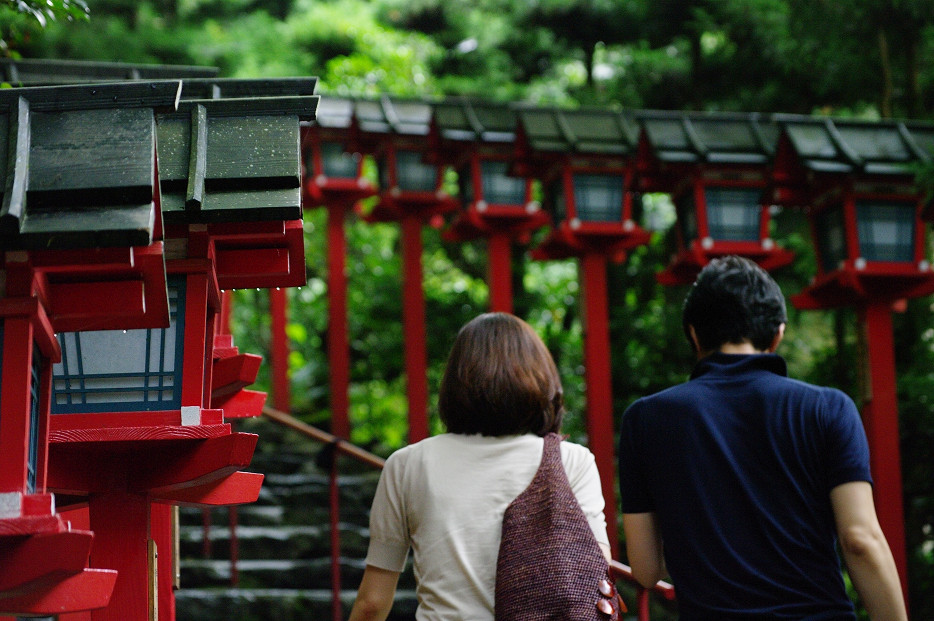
[636,111,793,285]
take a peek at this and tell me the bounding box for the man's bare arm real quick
[622,512,667,588]
[830,481,907,621]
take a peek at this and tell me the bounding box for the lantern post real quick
[0,81,189,619]
[770,116,934,599]
[511,107,651,555]
[304,97,378,438]
[429,98,548,313]
[350,96,458,442]
[41,88,316,621]
[635,110,794,285]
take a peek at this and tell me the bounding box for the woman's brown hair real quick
[438,313,564,436]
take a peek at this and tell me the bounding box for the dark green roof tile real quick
[637,110,777,165]
[777,116,934,175]
[156,95,317,225]
[515,107,637,156]
[179,77,317,100]
[0,58,217,86]
[0,81,180,250]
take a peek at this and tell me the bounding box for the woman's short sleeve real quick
[364,451,411,572]
[562,442,609,547]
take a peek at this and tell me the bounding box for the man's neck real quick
[718,342,761,355]
[696,341,764,360]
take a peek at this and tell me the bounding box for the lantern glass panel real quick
[815,206,847,273]
[28,345,41,493]
[320,141,359,179]
[394,150,437,192]
[572,173,623,222]
[51,277,186,413]
[675,192,698,245]
[545,178,567,223]
[705,188,762,241]
[856,200,916,263]
[457,164,474,204]
[481,160,526,205]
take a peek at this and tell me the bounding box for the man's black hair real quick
[682,255,787,353]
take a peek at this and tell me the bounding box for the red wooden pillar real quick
[327,202,351,438]
[401,215,429,443]
[487,233,513,314]
[857,302,908,596]
[151,504,177,621]
[579,253,619,556]
[219,290,232,336]
[0,317,33,492]
[269,288,291,411]
[89,492,152,621]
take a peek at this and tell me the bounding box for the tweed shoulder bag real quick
[494,433,626,620]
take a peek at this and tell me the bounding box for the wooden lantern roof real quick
[636,110,779,192]
[0,57,217,86]
[428,98,517,164]
[178,76,318,100]
[157,84,318,290]
[350,95,438,153]
[157,95,317,225]
[771,115,934,207]
[0,81,181,332]
[510,106,640,179]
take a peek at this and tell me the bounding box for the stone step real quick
[175,588,417,621]
[181,557,367,589]
[178,523,371,561]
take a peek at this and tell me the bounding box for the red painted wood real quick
[141,433,259,493]
[857,303,908,598]
[0,568,116,617]
[49,280,145,322]
[182,273,210,408]
[20,493,53,516]
[211,352,262,400]
[219,290,232,336]
[45,243,170,333]
[0,530,92,591]
[49,424,231,444]
[214,220,306,290]
[487,233,513,313]
[87,492,150,621]
[327,202,351,438]
[217,248,290,281]
[151,471,263,506]
[580,253,619,557]
[0,514,64,536]
[401,216,429,442]
[0,296,60,362]
[212,389,267,419]
[49,411,213,432]
[269,287,291,411]
[0,317,33,492]
[150,504,175,621]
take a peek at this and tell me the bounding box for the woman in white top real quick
[347,313,610,621]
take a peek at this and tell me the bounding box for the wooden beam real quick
[151,471,263,507]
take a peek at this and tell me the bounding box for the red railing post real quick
[637,587,651,621]
[325,443,343,621]
[201,509,212,559]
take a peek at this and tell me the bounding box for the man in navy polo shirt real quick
[618,256,906,620]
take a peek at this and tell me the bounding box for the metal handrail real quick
[259,406,676,620]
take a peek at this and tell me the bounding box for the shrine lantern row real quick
[0,77,318,621]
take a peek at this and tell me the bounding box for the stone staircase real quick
[175,415,417,620]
